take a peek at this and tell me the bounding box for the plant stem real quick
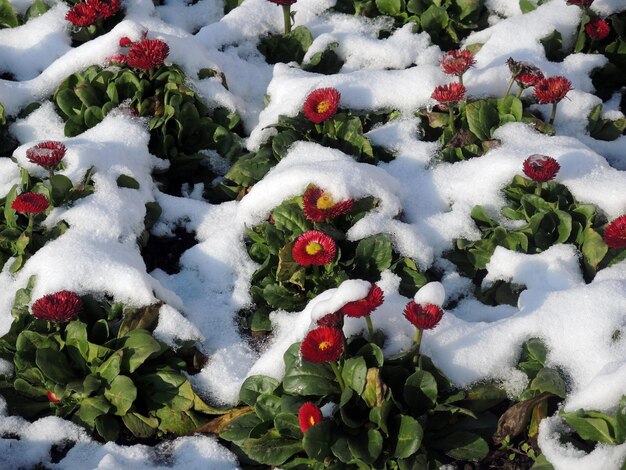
[412,328,423,367]
[282,4,291,35]
[330,361,345,393]
[504,77,515,97]
[365,315,375,341]
[26,214,34,239]
[516,86,524,99]
[448,106,456,134]
[535,182,543,197]
[49,169,54,180]
[549,102,558,125]
[458,74,463,86]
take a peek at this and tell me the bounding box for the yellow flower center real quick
[309,416,316,425]
[316,100,331,114]
[306,242,323,255]
[318,340,332,350]
[316,193,335,210]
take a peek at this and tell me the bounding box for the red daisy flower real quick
[32,291,83,323]
[603,215,626,250]
[47,391,61,403]
[11,193,49,215]
[431,83,466,105]
[298,402,323,433]
[92,0,120,19]
[585,18,610,40]
[119,36,133,47]
[66,2,98,27]
[566,0,593,6]
[303,88,340,124]
[107,54,127,65]
[26,141,66,169]
[403,302,444,330]
[317,311,344,328]
[126,38,170,71]
[534,76,572,104]
[292,231,336,266]
[301,326,343,362]
[303,186,354,222]
[340,283,384,318]
[440,49,475,77]
[522,154,560,182]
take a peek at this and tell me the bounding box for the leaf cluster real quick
[0,0,48,29]
[0,278,221,442]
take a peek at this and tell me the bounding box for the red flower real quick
[303,186,353,222]
[317,311,344,328]
[340,284,384,318]
[26,141,66,169]
[11,193,49,215]
[603,215,626,250]
[107,54,127,65]
[292,231,336,266]
[126,38,169,70]
[403,302,444,330]
[298,402,323,433]
[92,0,120,19]
[119,36,133,47]
[522,154,560,182]
[440,49,475,77]
[47,391,61,403]
[66,2,98,27]
[303,88,340,124]
[516,70,544,88]
[566,0,593,6]
[301,326,343,362]
[32,291,83,323]
[431,83,466,105]
[585,18,610,40]
[534,76,572,104]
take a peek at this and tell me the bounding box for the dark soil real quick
[141,227,197,274]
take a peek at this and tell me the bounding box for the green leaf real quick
[431,431,489,461]
[392,415,423,458]
[342,356,367,394]
[263,284,306,311]
[531,453,555,470]
[272,202,309,235]
[466,100,499,141]
[121,412,158,438]
[120,329,162,373]
[104,375,137,416]
[403,369,438,415]
[272,130,299,159]
[116,175,140,189]
[420,5,449,32]
[220,412,262,442]
[49,174,73,206]
[275,413,302,439]
[155,407,205,435]
[355,235,393,275]
[347,429,383,464]
[519,0,538,13]
[95,414,120,442]
[13,378,47,398]
[582,227,608,272]
[240,375,280,406]
[541,30,564,62]
[376,0,402,16]
[56,89,83,119]
[239,429,302,466]
[35,348,75,384]
[530,367,567,398]
[497,96,523,122]
[76,395,111,428]
[303,420,334,462]
[283,343,339,396]
[256,393,282,422]
[0,0,18,28]
[561,411,616,445]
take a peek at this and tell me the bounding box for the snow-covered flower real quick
[303,186,353,222]
[11,193,49,215]
[603,215,626,250]
[301,326,343,362]
[340,283,384,318]
[126,38,169,71]
[292,230,336,266]
[431,83,466,105]
[303,88,340,124]
[534,76,572,104]
[403,302,444,330]
[26,141,66,169]
[585,18,610,40]
[31,291,83,323]
[440,49,475,77]
[522,155,560,182]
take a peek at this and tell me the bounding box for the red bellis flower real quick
[566,0,593,6]
[585,18,610,40]
[303,186,353,222]
[66,2,98,27]
[47,391,61,403]
[298,402,323,433]
[603,215,626,250]
[522,154,560,182]
[534,76,572,104]
[126,38,170,70]
[432,83,466,105]
[292,230,336,266]
[26,141,66,169]
[303,88,340,124]
[11,193,49,215]
[316,311,344,328]
[340,283,384,318]
[440,49,475,76]
[301,326,343,363]
[31,291,83,323]
[403,302,444,330]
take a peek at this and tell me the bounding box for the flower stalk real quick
[282,4,291,34]
[330,361,345,393]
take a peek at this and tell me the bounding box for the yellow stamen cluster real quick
[316,193,335,210]
[305,242,323,255]
[318,340,332,350]
[316,100,331,114]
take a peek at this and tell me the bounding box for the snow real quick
[1,0,626,467]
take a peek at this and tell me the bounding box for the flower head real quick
[92,0,120,19]
[403,302,444,330]
[440,49,475,77]
[603,215,626,250]
[316,311,344,328]
[298,402,323,432]
[534,76,572,104]
[301,326,343,362]
[303,88,340,124]
[107,54,127,65]
[126,38,169,70]
[26,141,67,169]
[431,83,466,106]
[11,193,49,215]
[119,36,133,47]
[585,18,610,40]
[303,186,353,222]
[507,58,544,88]
[47,391,61,403]
[66,2,98,27]
[522,154,560,182]
[340,283,384,318]
[292,231,336,266]
[566,0,593,6]
[32,291,83,323]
